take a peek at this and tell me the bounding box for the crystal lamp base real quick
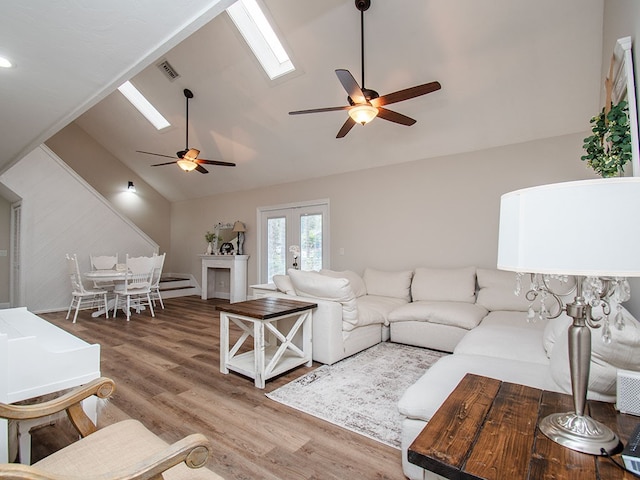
[539,412,620,455]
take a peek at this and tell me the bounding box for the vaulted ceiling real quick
[1,0,604,202]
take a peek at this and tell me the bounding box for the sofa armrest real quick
[269,292,346,365]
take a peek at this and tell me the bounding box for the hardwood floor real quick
[34,296,406,479]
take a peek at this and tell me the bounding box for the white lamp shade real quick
[498,178,640,277]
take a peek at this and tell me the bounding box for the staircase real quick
[158,273,201,299]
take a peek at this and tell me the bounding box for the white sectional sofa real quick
[268,266,640,480]
[271,268,412,365]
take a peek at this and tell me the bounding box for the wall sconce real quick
[127,181,136,193]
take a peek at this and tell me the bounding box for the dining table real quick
[83,269,128,317]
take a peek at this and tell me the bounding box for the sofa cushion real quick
[363,268,412,302]
[320,269,367,297]
[272,274,295,295]
[454,312,549,365]
[388,301,488,330]
[287,269,358,328]
[398,354,558,422]
[542,313,572,358]
[549,306,640,399]
[476,268,530,312]
[356,295,407,328]
[411,267,477,303]
[33,419,224,480]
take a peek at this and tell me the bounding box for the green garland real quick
[581,100,632,177]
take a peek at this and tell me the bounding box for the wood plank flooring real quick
[34,296,406,479]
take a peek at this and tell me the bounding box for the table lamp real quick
[497,177,640,455]
[233,221,246,255]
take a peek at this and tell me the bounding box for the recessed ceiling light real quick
[0,56,14,68]
[118,81,171,130]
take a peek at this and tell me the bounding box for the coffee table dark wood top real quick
[408,373,636,480]
[215,297,317,319]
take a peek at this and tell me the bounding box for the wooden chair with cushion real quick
[0,377,225,480]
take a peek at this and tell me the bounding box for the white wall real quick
[46,122,172,254]
[171,132,600,303]
[0,146,158,313]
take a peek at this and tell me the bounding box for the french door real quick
[258,200,329,283]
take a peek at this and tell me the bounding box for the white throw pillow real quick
[411,267,477,303]
[363,268,412,301]
[542,313,572,358]
[476,268,530,312]
[272,275,296,295]
[549,307,640,397]
[320,269,367,297]
[288,269,358,328]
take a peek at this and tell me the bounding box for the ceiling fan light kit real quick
[177,158,198,172]
[288,0,441,138]
[349,104,378,125]
[136,89,236,174]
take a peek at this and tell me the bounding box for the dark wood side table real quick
[408,373,637,480]
[216,297,317,388]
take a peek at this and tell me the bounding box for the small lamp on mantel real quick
[497,177,640,455]
[233,221,246,255]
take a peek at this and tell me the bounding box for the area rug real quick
[266,342,447,449]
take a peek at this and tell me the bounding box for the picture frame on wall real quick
[610,37,639,177]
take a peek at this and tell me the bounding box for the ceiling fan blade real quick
[336,116,357,138]
[335,69,366,104]
[376,107,416,126]
[197,159,237,167]
[137,150,177,159]
[195,164,209,174]
[289,105,351,115]
[372,81,442,107]
[151,161,179,167]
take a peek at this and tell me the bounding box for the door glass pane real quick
[300,214,322,271]
[267,217,286,281]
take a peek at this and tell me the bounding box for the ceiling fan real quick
[136,88,236,174]
[289,0,441,138]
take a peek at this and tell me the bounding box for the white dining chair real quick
[149,252,166,309]
[66,253,109,323]
[89,253,119,290]
[113,254,155,321]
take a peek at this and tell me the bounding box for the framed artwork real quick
[610,37,639,177]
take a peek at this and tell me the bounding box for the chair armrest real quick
[0,433,213,480]
[0,377,115,437]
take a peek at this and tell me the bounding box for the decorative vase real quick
[206,242,213,255]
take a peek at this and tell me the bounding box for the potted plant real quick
[204,231,217,255]
[581,100,632,177]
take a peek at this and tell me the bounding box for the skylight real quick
[227,0,295,80]
[118,81,171,130]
